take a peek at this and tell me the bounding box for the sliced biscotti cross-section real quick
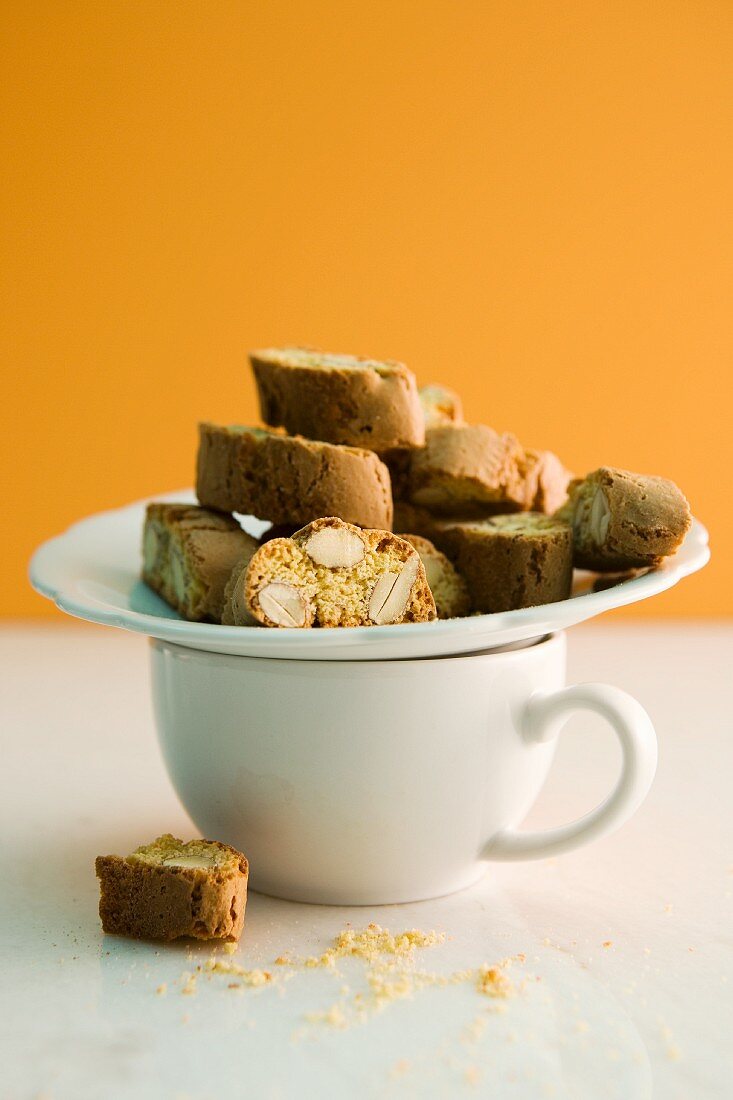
[196,424,393,530]
[430,514,573,613]
[223,517,436,628]
[408,424,526,515]
[143,503,257,622]
[250,347,425,450]
[398,533,470,619]
[95,834,249,942]
[556,467,691,571]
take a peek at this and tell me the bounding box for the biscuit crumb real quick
[390,1059,411,1078]
[305,1003,348,1029]
[180,972,197,996]
[155,983,167,996]
[476,965,513,998]
[223,942,237,955]
[204,959,272,986]
[602,941,613,948]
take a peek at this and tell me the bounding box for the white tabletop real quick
[1,622,731,1100]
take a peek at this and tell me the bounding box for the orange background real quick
[3,1,731,618]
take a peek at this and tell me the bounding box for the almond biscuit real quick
[556,467,691,571]
[96,834,248,942]
[142,503,257,622]
[196,424,393,530]
[223,516,436,628]
[250,347,425,450]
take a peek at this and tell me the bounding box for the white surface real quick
[1,622,731,1100]
[151,633,657,903]
[29,489,710,660]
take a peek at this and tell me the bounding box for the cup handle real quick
[484,684,658,861]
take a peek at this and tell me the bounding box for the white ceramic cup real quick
[150,632,657,905]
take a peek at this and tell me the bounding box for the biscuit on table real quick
[419,383,464,427]
[408,424,526,515]
[222,516,436,628]
[250,347,425,450]
[398,533,470,619]
[142,503,257,622]
[95,834,248,942]
[430,513,574,613]
[196,424,393,530]
[556,467,691,571]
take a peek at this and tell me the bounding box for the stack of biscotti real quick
[141,344,692,625]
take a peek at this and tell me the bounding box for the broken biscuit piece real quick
[95,834,248,942]
[419,383,464,428]
[518,448,572,514]
[142,503,257,622]
[556,467,691,571]
[398,533,471,618]
[250,346,425,450]
[196,424,393,530]
[431,514,573,613]
[408,424,526,515]
[223,517,437,628]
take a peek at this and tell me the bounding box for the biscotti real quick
[223,516,437,628]
[143,503,257,622]
[196,424,393,530]
[518,448,572,514]
[419,384,464,427]
[95,834,248,942]
[556,467,691,571]
[430,514,574,613]
[409,424,526,514]
[398,533,470,619]
[250,347,425,450]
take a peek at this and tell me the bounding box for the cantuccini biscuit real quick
[518,448,572,514]
[556,467,691,571]
[250,347,425,450]
[381,385,465,502]
[95,834,248,942]
[408,424,526,515]
[222,516,436,628]
[142,503,257,622]
[419,384,464,427]
[398,533,470,619]
[196,424,393,530]
[430,514,573,613]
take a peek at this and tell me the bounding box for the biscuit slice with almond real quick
[556,467,691,571]
[223,517,437,628]
[398,533,470,619]
[142,503,258,622]
[95,834,249,942]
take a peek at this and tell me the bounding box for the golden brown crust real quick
[142,503,257,622]
[558,467,691,571]
[408,424,526,514]
[224,516,436,628]
[95,835,248,942]
[419,384,464,427]
[398,533,471,618]
[250,347,425,450]
[196,424,393,530]
[517,449,573,513]
[429,514,573,613]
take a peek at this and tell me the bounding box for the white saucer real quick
[30,490,710,661]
